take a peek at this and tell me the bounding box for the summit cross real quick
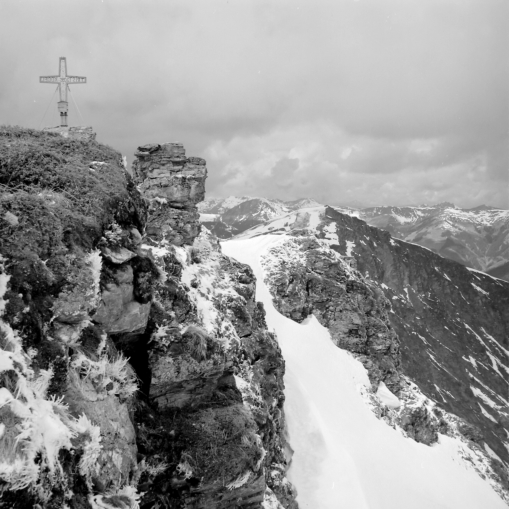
[40,57,86,127]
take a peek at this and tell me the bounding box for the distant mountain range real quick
[198,197,509,281]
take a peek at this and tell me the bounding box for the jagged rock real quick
[132,142,207,246]
[93,264,151,334]
[398,405,439,445]
[65,381,137,485]
[262,236,402,391]
[101,246,137,264]
[136,229,296,508]
[145,205,201,246]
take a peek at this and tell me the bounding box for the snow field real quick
[222,235,506,509]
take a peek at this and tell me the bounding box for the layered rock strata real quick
[132,143,206,246]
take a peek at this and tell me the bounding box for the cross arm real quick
[40,76,59,83]
[66,76,87,84]
[39,75,87,84]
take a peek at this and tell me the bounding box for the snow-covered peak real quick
[284,197,323,210]
[197,195,256,214]
[234,206,327,239]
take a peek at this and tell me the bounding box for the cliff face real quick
[130,143,296,508]
[0,129,295,508]
[132,143,206,247]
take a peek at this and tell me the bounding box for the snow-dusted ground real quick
[222,235,506,509]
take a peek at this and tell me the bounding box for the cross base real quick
[42,126,96,142]
[58,101,68,127]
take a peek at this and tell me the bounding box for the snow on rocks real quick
[376,382,401,409]
[222,234,508,508]
[471,282,490,296]
[141,229,296,506]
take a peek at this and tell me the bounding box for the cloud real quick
[0,0,507,207]
[203,122,507,208]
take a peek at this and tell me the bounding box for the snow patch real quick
[376,382,401,409]
[346,240,355,257]
[470,386,500,410]
[478,404,499,424]
[471,283,489,296]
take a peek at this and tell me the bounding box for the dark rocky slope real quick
[263,236,402,393]
[323,206,509,465]
[0,128,296,508]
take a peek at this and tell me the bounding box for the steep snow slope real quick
[222,235,506,509]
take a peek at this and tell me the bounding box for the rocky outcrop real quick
[261,236,402,392]
[132,143,207,246]
[135,228,296,508]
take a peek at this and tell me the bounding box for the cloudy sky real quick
[1,0,507,208]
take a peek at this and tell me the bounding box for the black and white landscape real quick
[0,1,508,508]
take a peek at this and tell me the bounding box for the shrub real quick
[0,125,146,254]
[179,404,262,485]
[70,351,138,401]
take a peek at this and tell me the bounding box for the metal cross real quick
[40,57,86,127]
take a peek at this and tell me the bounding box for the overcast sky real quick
[1,0,507,208]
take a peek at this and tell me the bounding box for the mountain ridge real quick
[200,196,509,281]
